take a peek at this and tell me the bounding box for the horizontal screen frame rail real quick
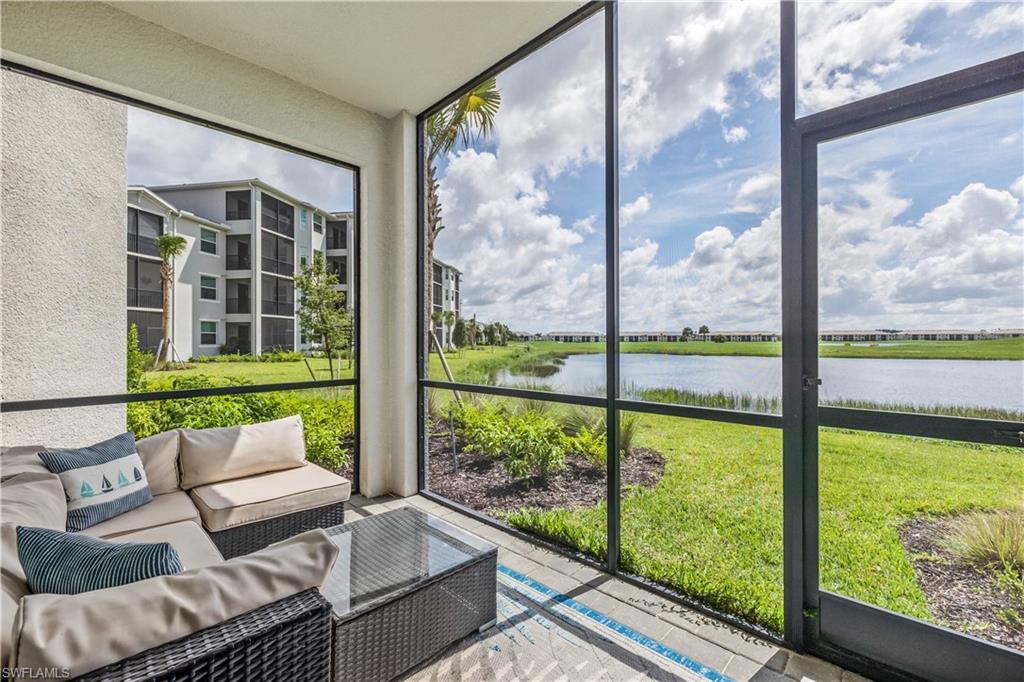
[1,379,357,413]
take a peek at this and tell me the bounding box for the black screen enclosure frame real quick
[415,2,1024,681]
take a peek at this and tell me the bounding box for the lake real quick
[496,353,1024,412]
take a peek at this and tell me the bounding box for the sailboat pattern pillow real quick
[38,433,153,532]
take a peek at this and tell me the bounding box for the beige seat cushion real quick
[0,473,66,664]
[81,491,199,539]
[189,463,350,532]
[15,529,339,678]
[178,415,306,489]
[114,521,222,570]
[136,430,180,495]
[0,446,48,481]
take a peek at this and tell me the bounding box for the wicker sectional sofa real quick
[0,416,351,680]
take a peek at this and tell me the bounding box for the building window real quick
[299,246,308,268]
[225,190,251,220]
[200,228,217,255]
[300,208,308,232]
[261,316,294,351]
[261,232,294,276]
[313,213,323,233]
[200,275,217,301]
[200,320,217,346]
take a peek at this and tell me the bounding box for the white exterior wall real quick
[1,70,127,446]
[173,214,227,358]
[1,2,416,496]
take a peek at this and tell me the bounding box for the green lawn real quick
[501,413,1023,634]
[145,358,354,384]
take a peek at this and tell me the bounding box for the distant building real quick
[431,258,461,347]
[534,329,1020,343]
[126,178,354,358]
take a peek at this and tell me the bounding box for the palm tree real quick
[443,310,456,350]
[430,310,445,348]
[424,79,500,348]
[699,324,710,341]
[156,234,187,367]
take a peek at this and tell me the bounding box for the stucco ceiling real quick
[111,1,586,118]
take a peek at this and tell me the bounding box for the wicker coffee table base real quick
[331,552,497,682]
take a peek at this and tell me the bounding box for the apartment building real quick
[431,258,461,347]
[126,179,354,358]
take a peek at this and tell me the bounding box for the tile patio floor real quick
[345,494,871,682]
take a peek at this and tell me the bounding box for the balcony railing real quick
[262,256,294,276]
[127,287,162,309]
[127,233,160,257]
[262,300,295,316]
[226,297,251,314]
[226,254,251,270]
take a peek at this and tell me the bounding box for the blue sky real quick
[434,1,1023,334]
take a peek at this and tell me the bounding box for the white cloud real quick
[968,2,1024,38]
[621,194,652,227]
[127,108,353,211]
[1001,131,1022,146]
[1011,176,1024,198]
[796,1,963,111]
[722,125,750,144]
[572,215,597,235]
[732,171,780,213]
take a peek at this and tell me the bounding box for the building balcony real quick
[127,233,160,257]
[126,287,162,309]
[226,297,250,314]
[261,256,294,276]
[261,300,294,316]
[226,254,251,270]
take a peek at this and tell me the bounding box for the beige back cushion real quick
[14,529,339,677]
[1,473,67,665]
[178,416,306,489]
[0,446,48,482]
[135,430,180,495]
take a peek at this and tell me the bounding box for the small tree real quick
[295,253,352,379]
[682,326,693,341]
[452,317,466,349]
[156,234,187,367]
[699,324,710,341]
[430,310,445,347]
[127,323,148,391]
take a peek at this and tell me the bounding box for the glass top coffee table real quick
[320,506,497,682]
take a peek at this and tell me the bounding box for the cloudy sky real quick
[127,108,354,212]
[433,0,1024,334]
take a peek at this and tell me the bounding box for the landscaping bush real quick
[565,425,606,469]
[127,374,353,470]
[454,403,566,482]
[944,509,1024,572]
[189,350,305,363]
[126,324,153,391]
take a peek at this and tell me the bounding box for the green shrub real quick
[565,425,606,469]
[619,413,642,457]
[455,403,566,482]
[188,350,305,363]
[127,374,353,470]
[126,324,152,391]
[944,509,1024,572]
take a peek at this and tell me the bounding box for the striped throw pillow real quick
[16,526,183,595]
[38,433,153,531]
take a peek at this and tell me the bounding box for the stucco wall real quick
[1,2,418,495]
[1,70,128,446]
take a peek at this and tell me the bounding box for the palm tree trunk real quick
[425,160,442,360]
[159,262,173,366]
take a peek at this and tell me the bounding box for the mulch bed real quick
[899,516,1023,651]
[426,418,665,515]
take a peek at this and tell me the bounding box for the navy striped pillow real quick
[16,526,184,595]
[38,432,153,531]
